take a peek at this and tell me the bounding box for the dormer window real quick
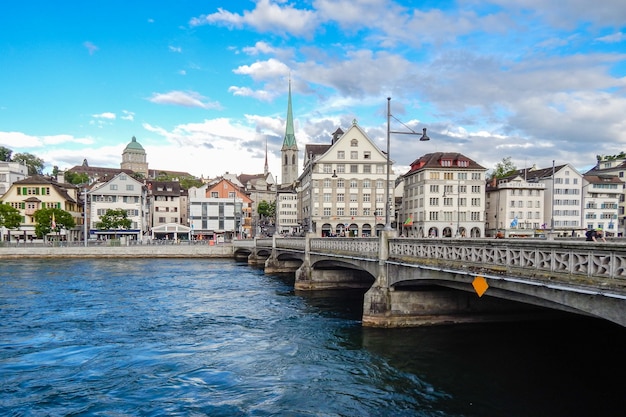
[458,160,469,167]
[441,159,452,167]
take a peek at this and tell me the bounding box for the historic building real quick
[0,175,83,241]
[120,136,149,178]
[87,172,147,241]
[401,152,487,238]
[297,120,390,237]
[0,160,28,197]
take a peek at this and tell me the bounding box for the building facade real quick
[298,121,389,237]
[87,172,147,241]
[582,174,622,236]
[485,175,546,238]
[0,161,28,197]
[401,152,487,238]
[120,136,148,178]
[0,175,83,241]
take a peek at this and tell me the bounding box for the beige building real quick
[0,175,83,241]
[401,152,487,238]
[0,161,28,197]
[298,121,390,237]
[120,136,148,178]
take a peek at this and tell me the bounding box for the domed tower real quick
[121,136,148,177]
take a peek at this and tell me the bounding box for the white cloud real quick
[190,0,319,37]
[83,41,98,55]
[92,112,116,120]
[596,32,626,43]
[169,45,182,53]
[147,91,221,109]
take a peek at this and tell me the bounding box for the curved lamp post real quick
[384,97,430,231]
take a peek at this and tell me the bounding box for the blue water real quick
[1,259,625,416]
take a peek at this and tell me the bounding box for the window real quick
[429,212,439,220]
[364,151,371,159]
[444,172,453,180]
[337,179,345,188]
[337,151,345,159]
[211,192,219,198]
[337,164,345,173]
[351,139,358,147]
[350,207,358,216]
[337,207,344,216]
[110,184,118,190]
[429,198,439,206]
[350,151,358,160]
[323,193,331,202]
[430,172,440,180]
[376,180,384,189]
[350,193,357,202]
[323,179,331,187]
[350,180,358,188]
[363,165,371,173]
[337,193,345,202]
[430,185,439,193]
[126,184,134,191]
[363,180,370,188]
[323,207,331,216]
[376,165,384,174]
[363,194,371,202]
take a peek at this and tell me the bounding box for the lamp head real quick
[420,127,430,141]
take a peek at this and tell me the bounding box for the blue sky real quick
[1,0,625,179]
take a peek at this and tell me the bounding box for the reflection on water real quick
[1,259,624,417]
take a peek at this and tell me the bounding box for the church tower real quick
[281,80,299,186]
[121,136,149,178]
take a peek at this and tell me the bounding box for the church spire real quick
[282,78,297,149]
[264,137,269,175]
[280,77,299,186]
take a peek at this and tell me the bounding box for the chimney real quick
[57,171,65,184]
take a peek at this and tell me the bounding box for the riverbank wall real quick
[0,244,234,259]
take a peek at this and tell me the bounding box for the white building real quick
[581,174,622,236]
[518,164,583,236]
[401,152,487,238]
[584,154,626,236]
[298,121,390,237]
[485,175,546,238]
[0,161,28,196]
[88,172,147,241]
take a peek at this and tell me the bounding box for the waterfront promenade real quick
[0,241,234,259]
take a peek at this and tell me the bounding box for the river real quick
[1,259,624,416]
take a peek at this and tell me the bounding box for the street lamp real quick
[385,97,430,230]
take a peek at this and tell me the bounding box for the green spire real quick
[282,79,297,149]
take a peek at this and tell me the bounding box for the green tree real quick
[257,200,271,218]
[490,156,517,180]
[0,203,22,229]
[0,146,12,162]
[97,208,132,238]
[33,207,76,239]
[65,170,90,185]
[179,177,203,189]
[12,152,45,175]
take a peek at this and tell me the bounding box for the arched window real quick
[292,155,296,164]
[284,155,288,164]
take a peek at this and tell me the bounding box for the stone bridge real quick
[233,234,626,328]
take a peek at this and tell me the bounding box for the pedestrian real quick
[596,229,606,243]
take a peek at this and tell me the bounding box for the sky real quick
[1,0,625,180]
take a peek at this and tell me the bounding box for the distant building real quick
[121,136,148,178]
[0,175,83,241]
[87,172,147,241]
[188,178,253,241]
[581,174,622,236]
[0,160,28,196]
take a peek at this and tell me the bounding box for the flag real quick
[510,217,518,228]
[403,216,413,227]
[51,213,56,229]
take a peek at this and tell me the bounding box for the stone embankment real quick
[0,244,234,259]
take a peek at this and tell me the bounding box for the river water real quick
[1,259,624,417]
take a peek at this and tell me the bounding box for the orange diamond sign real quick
[472,276,489,297]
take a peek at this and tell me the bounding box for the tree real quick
[179,177,203,189]
[33,207,76,239]
[65,170,90,185]
[257,200,271,218]
[0,203,22,230]
[12,152,45,175]
[97,208,132,238]
[490,156,517,180]
[0,146,12,162]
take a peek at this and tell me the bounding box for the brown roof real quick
[406,152,485,174]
